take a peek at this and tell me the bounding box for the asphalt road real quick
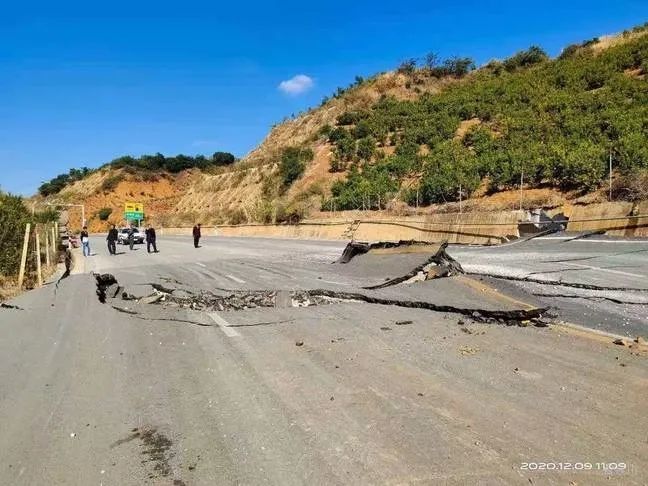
[1,234,647,485]
[448,234,648,337]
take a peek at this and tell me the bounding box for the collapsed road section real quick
[93,264,549,327]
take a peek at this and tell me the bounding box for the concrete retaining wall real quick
[352,212,522,245]
[566,202,648,237]
[158,211,522,245]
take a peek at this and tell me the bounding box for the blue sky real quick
[1,1,646,195]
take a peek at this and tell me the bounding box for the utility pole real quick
[519,170,524,211]
[458,183,462,214]
[609,148,613,202]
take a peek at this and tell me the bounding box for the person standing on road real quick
[128,225,136,250]
[107,224,118,255]
[80,226,91,257]
[192,223,201,248]
[145,225,158,253]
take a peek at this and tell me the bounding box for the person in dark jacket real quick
[145,225,158,253]
[106,224,118,255]
[127,225,136,250]
[192,223,201,248]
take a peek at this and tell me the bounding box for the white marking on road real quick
[534,237,647,244]
[208,312,241,337]
[226,274,246,284]
[317,279,350,286]
[567,262,646,279]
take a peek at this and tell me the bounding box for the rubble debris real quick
[363,241,464,290]
[380,326,392,331]
[613,338,626,346]
[94,273,119,303]
[150,283,176,294]
[295,340,304,347]
[141,294,164,305]
[0,302,23,310]
[395,320,413,326]
[459,345,479,356]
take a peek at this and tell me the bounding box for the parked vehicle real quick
[117,227,144,244]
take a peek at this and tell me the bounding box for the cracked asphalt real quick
[1,234,647,485]
[448,233,648,337]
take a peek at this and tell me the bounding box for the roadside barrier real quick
[15,222,60,290]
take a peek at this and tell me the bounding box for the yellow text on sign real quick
[124,202,144,213]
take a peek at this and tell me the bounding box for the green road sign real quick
[124,211,144,220]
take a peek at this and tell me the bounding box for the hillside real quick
[38,24,648,230]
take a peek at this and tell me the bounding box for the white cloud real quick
[278,74,314,95]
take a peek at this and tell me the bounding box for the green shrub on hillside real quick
[97,207,113,221]
[325,29,648,209]
[279,147,314,187]
[101,174,125,192]
[38,151,238,197]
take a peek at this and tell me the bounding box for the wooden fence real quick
[16,222,60,290]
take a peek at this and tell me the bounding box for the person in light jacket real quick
[80,226,90,257]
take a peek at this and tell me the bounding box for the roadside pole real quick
[459,184,462,214]
[17,223,31,289]
[35,231,42,287]
[519,171,524,211]
[609,149,613,202]
[45,229,51,267]
[51,225,56,260]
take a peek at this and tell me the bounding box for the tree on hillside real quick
[503,46,548,71]
[397,58,417,74]
[424,52,439,70]
[212,152,236,165]
[279,147,314,187]
[443,57,476,77]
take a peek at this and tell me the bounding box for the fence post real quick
[35,231,42,287]
[51,225,56,262]
[17,223,31,289]
[45,229,51,267]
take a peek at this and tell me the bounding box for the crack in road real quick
[0,303,23,310]
[532,292,648,306]
[306,289,548,324]
[468,272,648,292]
[541,248,648,264]
[227,319,297,328]
[111,305,213,327]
